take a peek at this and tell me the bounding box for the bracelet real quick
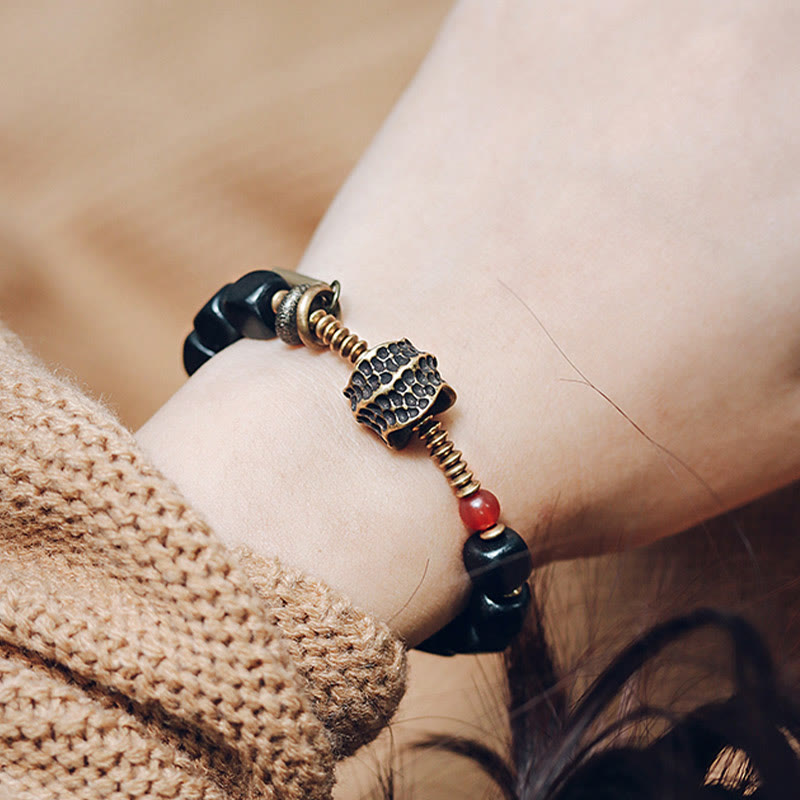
[183,270,533,655]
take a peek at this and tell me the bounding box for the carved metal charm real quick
[343,339,456,449]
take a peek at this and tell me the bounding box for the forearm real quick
[137,0,800,645]
[302,0,800,557]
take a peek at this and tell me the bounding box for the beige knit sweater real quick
[0,323,407,799]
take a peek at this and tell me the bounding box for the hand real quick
[137,0,800,645]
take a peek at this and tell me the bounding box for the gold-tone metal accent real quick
[308,308,369,363]
[296,284,337,349]
[274,280,343,348]
[415,417,481,498]
[344,341,457,449]
[327,280,342,314]
[504,585,524,598]
[479,523,506,541]
[271,289,288,314]
[274,284,311,345]
[270,273,487,503]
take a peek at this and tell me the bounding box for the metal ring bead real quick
[274,284,311,345]
[295,283,336,348]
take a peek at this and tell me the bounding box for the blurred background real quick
[0,1,450,428]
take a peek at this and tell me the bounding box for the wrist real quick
[136,337,473,645]
[136,253,800,650]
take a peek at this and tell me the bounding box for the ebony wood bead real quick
[222,270,289,339]
[462,526,533,600]
[183,331,217,376]
[470,583,531,652]
[415,606,480,656]
[193,285,242,352]
[416,582,532,656]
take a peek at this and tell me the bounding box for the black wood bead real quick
[193,285,242,352]
[415,606,481,657]
[416,583,532,656]
[469,583,532,653]
[222,270,289,339]
[183,331,217,376]
[462,527,533,601]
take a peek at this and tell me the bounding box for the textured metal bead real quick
[275,284,311,345]
[343,339,456,449]
[462,526,533,600]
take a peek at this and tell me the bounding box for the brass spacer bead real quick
[271,289,288,314]
[296,283,338,349]
[479,523,506,540]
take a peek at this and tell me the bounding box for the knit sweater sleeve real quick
[0,325,407,800]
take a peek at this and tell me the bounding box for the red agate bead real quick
[459,489,501,531]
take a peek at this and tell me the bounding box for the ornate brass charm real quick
[343,339,456,449]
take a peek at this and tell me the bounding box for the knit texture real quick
[0,324,407,799]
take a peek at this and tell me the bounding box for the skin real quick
[136,0,800,647]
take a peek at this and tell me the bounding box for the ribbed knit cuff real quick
[235,548,407,758]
